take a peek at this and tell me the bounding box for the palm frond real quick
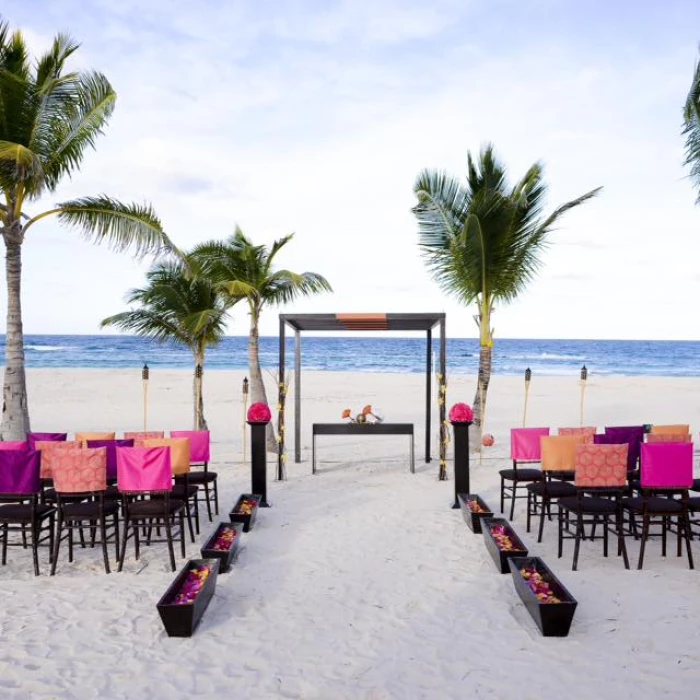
[34,195,175,257]
[683,50,700,203]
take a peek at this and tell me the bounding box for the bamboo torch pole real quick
[523,367,531,427]
[242,376,249,463]
[579,365,588,427]
[479,373,485,465]
[142,363,149,432]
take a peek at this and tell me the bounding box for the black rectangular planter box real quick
[482,518,529,574]
[200,522,243,573]
[458,493,493,534]
[508,556,578,637]
[228,493,261,532]
[156,558,220,638]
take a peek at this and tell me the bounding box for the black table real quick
[312,423,415,474]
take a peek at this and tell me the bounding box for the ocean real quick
[3,335,699,377]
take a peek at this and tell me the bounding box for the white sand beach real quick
[2,368,700,699]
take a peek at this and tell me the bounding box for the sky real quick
[3,0,700,340]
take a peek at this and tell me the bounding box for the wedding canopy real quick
[276,313,447,479]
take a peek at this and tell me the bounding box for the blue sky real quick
[3,0,700,339]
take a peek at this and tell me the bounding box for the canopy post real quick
[425,327,432,463]
[278,317,286,480]
[295,329,301,463]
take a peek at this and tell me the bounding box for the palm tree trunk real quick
[472,344,492,449]
[1,234,30,440]
[193,351,208,431]
[248,308,277,452]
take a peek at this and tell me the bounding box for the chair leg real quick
[213,479,219,516]
[526,491,532,533]
[603,516,609,558]
[118,521,130,572]
[100,516,111,574]
[662,516,667,557]
[134,522,141,561]
[203,483,213,522]
[1,522,7,565]
[48,515,55,564]
[113,513,120,561]
[184,500,195,543]
[31,522,41,577]
[500,477,505,514]
[51,512,64,576]
[616,509,630,569]
[538,497,547,543]
[683,513,694,570]
[572,511,584,572]
[193,494,200,535]
[509,483,516,521]
[638,515,649,570]
[68,524,74,563]
[557,506,564,558]
[165,517,176,572]
[179,511,186,558]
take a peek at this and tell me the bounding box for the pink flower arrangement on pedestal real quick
[449,402,474,423]
[247,402,272,423]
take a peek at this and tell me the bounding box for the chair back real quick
[27,432,67,450]
[86,439,134,480]
[51,447,107,494]
[540,435,587,472]
[34,440,80,479]
[603,426,644,471]
[0,441,28,450]
[123,431,165,446]
[557,426,596,444]
[510,428,550,462]
[650,424,689,435]
[117,447,172,492]
[144,438,190,475]
[645,433,692,443]
[75,432,116,448]
[170,430,210,463]
[0,450,41,495]
[640,442,693,489]
[575,444,628,488]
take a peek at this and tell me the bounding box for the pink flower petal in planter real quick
[172,564,212,605]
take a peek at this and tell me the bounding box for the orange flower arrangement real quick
[341,405,383,423]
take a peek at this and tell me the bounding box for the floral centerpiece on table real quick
[520,566,562,603]
[172,564,212,605]
[341,404,384,424]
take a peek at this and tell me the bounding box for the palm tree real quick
[0,21,174,439]
[683,50,700,203]
[191,227,332,451]
[101,260,229,430]
[413,144,601,446]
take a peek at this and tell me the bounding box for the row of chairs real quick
[0,431,218,575]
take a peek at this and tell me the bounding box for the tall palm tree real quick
[0,21,174,440]
[683,50,700,203]
[101,260,229,430]
[191,227,332,451]
[413,144,601,446]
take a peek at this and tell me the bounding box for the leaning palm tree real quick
[191,228,332,451]
[101,260,229,430]
[683,50,700,203]
[413,144,601,446]
[0,21,174,440]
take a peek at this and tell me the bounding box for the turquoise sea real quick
[2,335,699,377]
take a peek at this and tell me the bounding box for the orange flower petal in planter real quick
[457,493,493,533]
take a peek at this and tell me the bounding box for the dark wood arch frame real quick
[277,312,447,480]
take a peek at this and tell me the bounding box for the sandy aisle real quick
[0,369,699,699]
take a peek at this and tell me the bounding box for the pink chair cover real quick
[641,443,693,489]
[170,430,210,462]
[575,444,628,488]
[558,426,597,444]
[116,447,172,492]
[0,441,28,451]
[34,441,80,479]
[51,447,107,493]
[510,428,550,461]
[0,450,41,495]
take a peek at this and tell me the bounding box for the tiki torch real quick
[523,367,531,427]
[195,364,203,430]
[142,363,149,432]
[580,364,588,426]
[242,376,249,463]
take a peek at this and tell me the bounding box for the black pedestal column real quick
[451,420,472,508]
[249,420,271,507]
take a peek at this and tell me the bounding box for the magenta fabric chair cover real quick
[0,441,28,451]
[510,428,550,461]
[640,442,693,489]
[604,426,644,472]
[116,447,172,492]
[0,450,41,494]
[27,432,67,450]
[170,430,210,463]
[86,439,134,480]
